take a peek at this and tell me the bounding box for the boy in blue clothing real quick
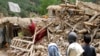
[48,43,61,56]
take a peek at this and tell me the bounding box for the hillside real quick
[0,0,61,17]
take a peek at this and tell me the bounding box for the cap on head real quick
[68,32,77,44]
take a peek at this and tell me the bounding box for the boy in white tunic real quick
[66,32,84,56]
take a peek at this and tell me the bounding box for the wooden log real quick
[47,29,50,42]
[26,43,31,49]
[80,2,100,12]
[19,41,22,47]
[10,45,30,52]
[75,16,83,21]
[88,13,100,22]
[84,22,93,26]
[84,13,100,26]
[34,45,46,50]
[16,51,24,56]
[91,27,99,42]
[72,22,80,32]
[78,29,87,34]
[95,32,100,39]
[67,9,84,12]
[60,4,77,8]
[32,22,53,42]
[83,22,97,26]
[65,22,78,32]
[48,27,55,33]
[67,8,85,15]
[12,39,34,44]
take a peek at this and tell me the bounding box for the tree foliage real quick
[0,0,97,17]
[0,0,61,17]
[35,0,61,15]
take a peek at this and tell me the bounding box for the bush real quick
[35,0,61,15]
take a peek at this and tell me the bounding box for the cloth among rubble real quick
[28,20,47,43]
[35,28,47,43]
[28,21,36,35]
[48,43,61,56]
[67,32,84,56]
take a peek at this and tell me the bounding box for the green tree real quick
[36,0,61,15]
[0,0,96,17]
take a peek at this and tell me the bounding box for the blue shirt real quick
[48,45,60,56]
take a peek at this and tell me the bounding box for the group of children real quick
[48,32,96,56]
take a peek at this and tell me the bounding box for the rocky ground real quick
[0,49,100,56]
[0,49,8,56]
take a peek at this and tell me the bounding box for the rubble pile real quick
[7,1,100,56]
[34,1,100,56]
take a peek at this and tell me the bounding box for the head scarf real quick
[48,43,61,56]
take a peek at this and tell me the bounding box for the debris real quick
[6,1,100,56]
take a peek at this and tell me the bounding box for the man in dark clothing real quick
[2,25,6,48]
[13,23,20,37]
[82,34,96,56]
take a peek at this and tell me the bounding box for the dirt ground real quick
[0,50,99,56]
[0,48,99,56]
[0,50,8,56]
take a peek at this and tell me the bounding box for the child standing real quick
[82,34,96,56]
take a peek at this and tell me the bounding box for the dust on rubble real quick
[0,50,8,56]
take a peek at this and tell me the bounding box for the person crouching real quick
[48,43,61,56]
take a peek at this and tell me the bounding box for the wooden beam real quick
[10,45,30,52]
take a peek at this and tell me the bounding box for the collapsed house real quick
[0,1,99,56]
